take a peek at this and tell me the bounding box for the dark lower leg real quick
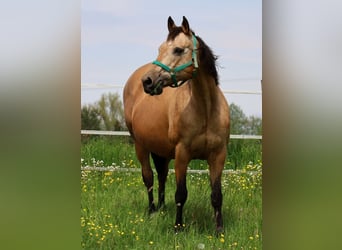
[151,153,169,209]
[211,177,223,232]
[174,146,190,232]
[208,151,226,233]
[142,170,156,213]
[175,177,187,231]
[136,145,156,213]
[157,177,167,209]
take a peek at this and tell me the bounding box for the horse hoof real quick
[215,226,224,236]
[174,224,185,234]
[157,202,166,211]
[148,204,157,214]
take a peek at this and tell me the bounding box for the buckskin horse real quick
[123,16,230,232]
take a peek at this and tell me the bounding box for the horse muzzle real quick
[142,75,167,96]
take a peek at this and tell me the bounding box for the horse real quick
[123,16,230,232]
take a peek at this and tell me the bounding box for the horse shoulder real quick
[176,90,229,157]
[167,87,191,144]
[124,63,154,135]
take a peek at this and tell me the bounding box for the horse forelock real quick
[167,27,193,41]
[166,28,219,85]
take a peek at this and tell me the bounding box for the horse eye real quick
[173,47,184,55]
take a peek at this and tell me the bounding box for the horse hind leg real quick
[151,152,169,209]
[135,143,156,213]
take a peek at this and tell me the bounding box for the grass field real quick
[81,136,262,249]
[81,136,262,170]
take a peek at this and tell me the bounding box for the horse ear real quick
[168,16,176,32]
[181,16,190,34]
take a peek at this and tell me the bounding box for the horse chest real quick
[183,128,223,158]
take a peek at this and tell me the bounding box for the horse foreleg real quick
[135,144,156,213]
[174,146,189,232]
[208,150,226,233]
[151,153,170,209]
[211,176,223,232]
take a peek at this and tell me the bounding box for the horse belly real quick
[132,113,175,158]
[138,134,174,158]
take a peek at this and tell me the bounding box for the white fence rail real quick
[81,166,259,175]
[81,130,262,140]
[81,83,262,95]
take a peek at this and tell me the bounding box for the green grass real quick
[81,136,262,249]
[81,164,262,249]
[81,136,138,168]
[81,136,261,170]
[228,139,262,170]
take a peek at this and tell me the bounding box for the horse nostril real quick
[142,77,153,87]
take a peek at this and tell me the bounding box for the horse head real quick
[142,16,199,95]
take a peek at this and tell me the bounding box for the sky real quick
[81,0,262,117]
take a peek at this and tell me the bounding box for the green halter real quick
[152,34,199,88]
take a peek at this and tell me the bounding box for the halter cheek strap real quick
[152,34,199,88]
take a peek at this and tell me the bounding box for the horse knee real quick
[142,176,152,189]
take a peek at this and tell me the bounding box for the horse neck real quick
[189,70,218,117]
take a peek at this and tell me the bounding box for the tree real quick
[228,103,262,169]
[81,104,101,130]
[245,115,262,135]
[229,103,261,135]
[81,92,126,131]
[96,93,126,131]
[230,103,247,134]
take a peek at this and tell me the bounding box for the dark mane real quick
[196,35,219,85]
[167,29,219,85]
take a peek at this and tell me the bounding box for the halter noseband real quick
[152,34,199,88]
